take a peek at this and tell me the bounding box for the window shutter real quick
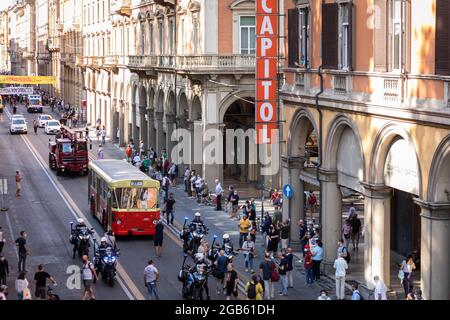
[322,3,339,69]
[288,8,299,67]
[435,0,450,75]
[373,0,387,72]
[349,3,355,71]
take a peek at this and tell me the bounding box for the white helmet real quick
[101,237,107,242]
[223,234,230,240]
[195,253,204,260]
[77,218,84,224]
[194,212,201,217]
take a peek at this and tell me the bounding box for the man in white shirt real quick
[215,179,223,211]
[333,253,348,300]
[144,260,160,300]
[373,275,387,300]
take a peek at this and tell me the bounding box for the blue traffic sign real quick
[283,184,293,198]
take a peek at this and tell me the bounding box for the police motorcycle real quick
[93,237,120,287]
[70,219,94,258]
[179,216,209,256]
[177,253,212,300]
[209,233,238,264]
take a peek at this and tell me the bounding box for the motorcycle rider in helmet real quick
[189,212,206,232]
[72,218,90,259]
[104,230,116,250]
[94,237,112,274]
[221,234,234,257]
[193,253,211,300]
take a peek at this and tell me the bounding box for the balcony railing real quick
[48,37,60,51]
[383,78,400,102]
[105,55,119,66]
[176,54,255,70]
[84,56,105,68]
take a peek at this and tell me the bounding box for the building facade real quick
[281,0,450,300]
[35,0,51,90]
[0,10,10,73]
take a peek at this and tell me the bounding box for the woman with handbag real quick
[15,272,29,300]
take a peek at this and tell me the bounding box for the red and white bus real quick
[88,159,160,236]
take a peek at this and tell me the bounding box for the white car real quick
[44,120,61,135]
[38,114,53,128]
[10,118,28,134]
[12,114,25,120]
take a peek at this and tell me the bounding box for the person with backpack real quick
[333,253,348,300]
[307,191,317,219]
[304,245,314,284]
[259,252,275,300]
[342,219,352,249]
[161,174,171,201]
[81,255,98,300]
[337,239,351,265]
[246,275,263,300]
[351,283,364,300]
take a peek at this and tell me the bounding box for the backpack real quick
[247,282,257,299]
[355,291,364,300]
[270,262,280,282]
[343,247,351,263]
[309,193,317,205]
[343,224,351,238]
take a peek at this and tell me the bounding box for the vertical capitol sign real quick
[256,0,278,144]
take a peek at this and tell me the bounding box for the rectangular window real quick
[391,0,402,71]
[322,3,339,69]
[169,20,174,54]
[299,8,309,67]
[340,3,351,70]
[140,22,145,55]
[240,16,256,54]
[149,22,154,53]
[158,21,163,54]
[435,0,450,75]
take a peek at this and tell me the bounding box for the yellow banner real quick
[0,76,57,85]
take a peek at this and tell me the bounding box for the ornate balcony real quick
[176,54,255,72]
[47,37,60,51]
[111,0,131,16]
[105,55,119,66]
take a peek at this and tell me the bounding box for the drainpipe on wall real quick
[314,65,324,234]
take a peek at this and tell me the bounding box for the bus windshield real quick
[114,188,158,209]
[29,99,41,105]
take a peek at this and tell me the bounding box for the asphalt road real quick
[0,103,332,301]
[0,104,226,300]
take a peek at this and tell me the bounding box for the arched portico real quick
[364,124,422,290]
[155,89,165,154]
[416,135,450,300]
[282,108,319,248]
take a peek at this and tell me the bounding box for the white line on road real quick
[4,107,139,300]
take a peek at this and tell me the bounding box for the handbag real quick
[270,263,280,282]
[398,270,405,282]
[23,287,32,300]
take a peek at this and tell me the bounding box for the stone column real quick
[118,101,125,147]
[361,183,392,288]
[203,123,224,188]
[165,113,176,160]
[155,111,164,155]
[281,155,305,250]
[131,103,139,143]
[139,105,147,149]
[147,108,156,150]
[414,200,450,300]
[319,169,342,271]
[187,120,202,175]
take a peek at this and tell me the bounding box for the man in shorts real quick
[34,264,57,299]
[81,255,98,300]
